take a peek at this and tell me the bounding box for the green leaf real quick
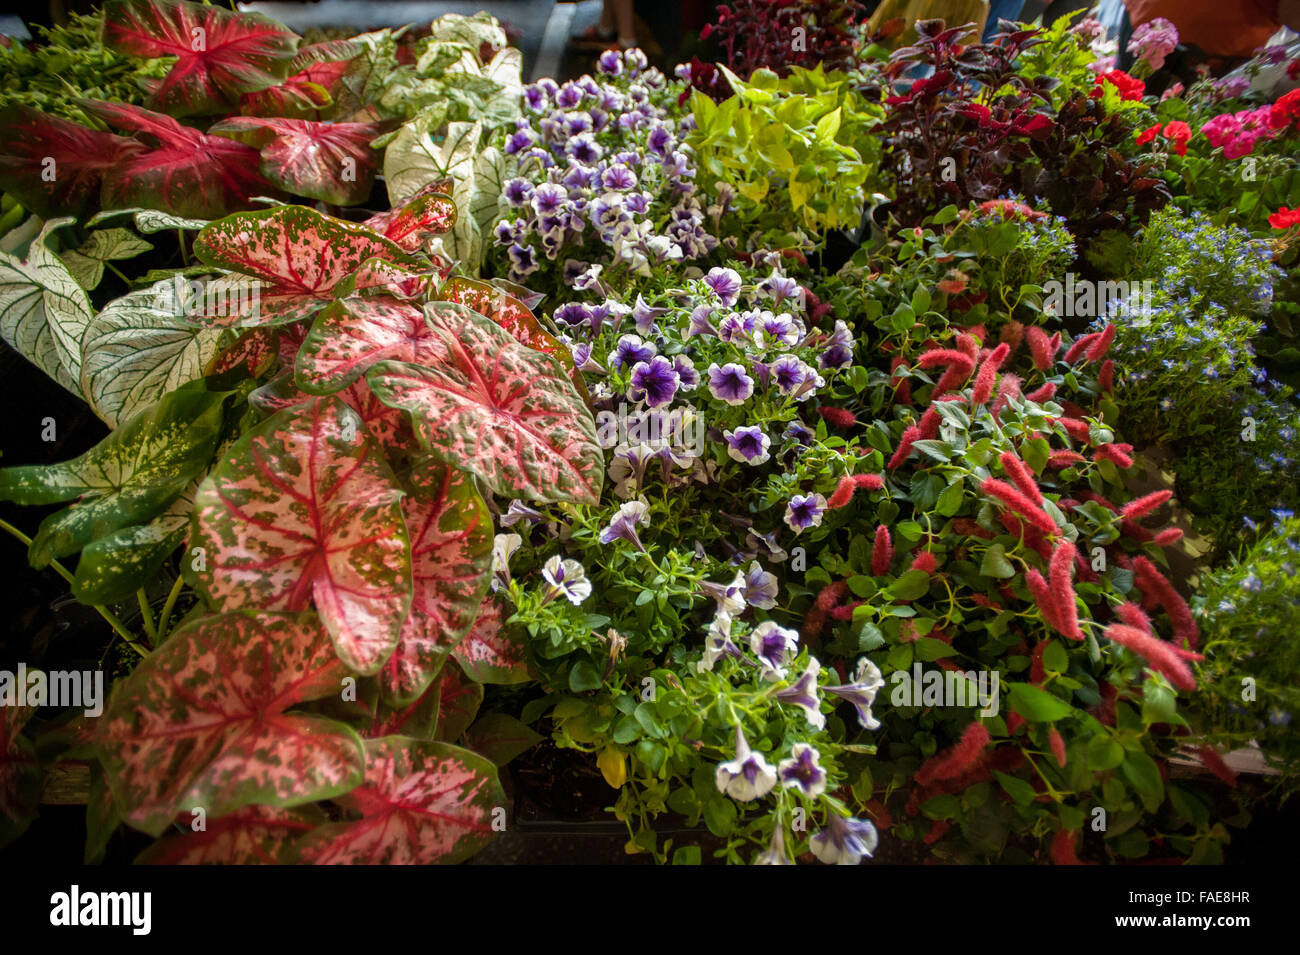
[1042,641,1069,674]
[888,569,932,600]
[1086,735,1125,771]
[936,479,965,517]
[993,770,1036,806]
[0,382,226,566]
[979,543,1015,579]
[1119,751,1164,810]
[914,637,958,661]
[568,659,603,693]
[462,712,543,766]
[1007,682,1072,722]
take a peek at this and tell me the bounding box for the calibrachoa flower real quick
[785,492,827,533]
[724,425,771,465]
[775,658,825,729]
[541,556,592,605]
[778,743,828,797]
[810,813,878,865]
[600,499,649,551]
[824,658,886,730]
[708,362,755,404]
[629,355,679,407]
[750,620,800,681]
[743,561,779,610]
[703,266,743,306]
[714,725,777,801]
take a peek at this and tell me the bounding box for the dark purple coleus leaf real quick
[92,610,364,837]
[102,0,300,116]
[379,464,492,705]
[452,596,532,685]
[364,182,457,252]
[0,106,143,218]
[191,205,417,326]
[189,396,411,674]
[135,805,323,864]
[295,737,503,864]
[209,117,391,205]
[78,100,274,219]
[367,304,603,505]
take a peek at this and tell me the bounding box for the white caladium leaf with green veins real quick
[0,216,93,395]
[190,395,412,674]
[93,610,364,838]
[367,303,603,505]
[80,284,222,428]
[0,382,227,567]
[86,207,211,233]
[59,227,153,291]
[384,117,479,213]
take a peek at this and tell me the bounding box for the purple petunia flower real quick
[569,342,606,374]
[750,620,798,680]
[542,555,592,605]
[824,659,886,730]
[612,334,657,369]
[532,182,567,216]
[820,320,854,369]
[553,302,592,329]
[698,611,749,672]
[647,124,673,157]
[523,84,548,112]
[687,305,719,338]
[673,355,699,390]
[743,561,779,610]
[778,743,828,797]
[770,355,810,396]
[602,164,638,191]
[700,570,747,615]
[774,658,824,729]
[724,426,770,465]
[599,500,649,551]
[505,128,536,155]
[629,355,679,408]
[631,294,666,335]
[755,826,793,865]
[714,725,777,802]
[704,267,743,307]
[783,420,814,445]
[785,493,827,534]
[503,178,533,207]
[499,500,545,528]
[759,271,802,307]
[508,243,538,278]
[707,362,754,405]
[811,814,878,865]
[555,82,585,109]
[567,134,603,164]
[760,313,801,349]
[598,49,625,75]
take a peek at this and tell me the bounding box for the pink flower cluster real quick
[1201,107,1279,159]
[1127,17,1178,71]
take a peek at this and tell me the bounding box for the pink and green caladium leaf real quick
[452,596,532,685]
[331,257,438,300]
[368,679,441,740]
[0,382,226,567]
[250,374,410,450]
[463,713,543,767]
[363,183,457,252]
[367,304,602,505]
[435,662,484,743]
[238,41,359,117]
[135,804,324,864]
[380,464,492,705]
[102,0,300,116]
[0,105,144,218]
[190,395,411,674]
[191,205,416,326]
[295,737,503,864]
[209,117,391,205]
[80,100,276,220]
[0,701,41,850]
[295,297,449,395]
[93,610,363,837]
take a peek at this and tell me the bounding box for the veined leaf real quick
[368,679,441,740]
[80,100,274,220]
[239,41,357,117]
[384,117,479,209]
[333,256,439,300]
[363,184,457,252]
[72,481,196,605]
[102,0,300,116]
[0,106,143,218]
[93,610,364,837]
[295,296,444,395]
[452,597,531,685]
[209,117,390,205]
[136,805,323,864]
[380,464,491,705]
[0,217,93,396]
[463,712,543,767]
[80,284,222,427]
[249,374,409,450]
[0,701,40,850]
[191,205,415,326]
[435,662,483,742]
[0,383,226,567]
[367,304,602,505]
[294,737,503,864]
[60,228,153,291]
[190,396,411,674]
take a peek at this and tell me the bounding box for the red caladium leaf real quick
[239,41,358,117]
[437,276,576,381]
[191,205,416,326]
[102,0,300,116]
[190,396,411,674]
[368,679,441,740]
[209,117,390,205]
[252,373,410,450]
[333,257,439,300]
[452,596,532,685]
[367,304,602,505]
[0,701,41,849]
[135,805,322,864]
[380,464,492,705]
[79,100,274,220]
[205,326,280,378]
[295,297,446,395]
[295,737,504,864]
[364,183,457,252]
[92,610,365,837]
[0,106,143,218]
[435,663,485,743]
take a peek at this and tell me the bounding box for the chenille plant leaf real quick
[93,610,364,837]
[189,395,411,674]
[191,205,417,326]
[294,736,503,864]
[102,0,300,116]
[366,303,603,505]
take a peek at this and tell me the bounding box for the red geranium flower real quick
[1269,88,1300,130]
[1136,122,1161,145]
[1269,205,1300,229]
[1162,120,1192,156]
[1092,70,1145,102]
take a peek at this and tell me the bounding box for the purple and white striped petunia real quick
[810,814,878,865]
[784,493,827,534]
[703,267,743,307]
[774,658,824,729]
[778,743,828,797]
[714,725,777,802]
[749,620,799,681]
[708,362,755,405]
[743,561,779,610]
[599,500,649,551]
[629,355,679,408]
[724,426,770,465]
[611,334,657,369]
[824,658,886,730]
[542,555,592,605]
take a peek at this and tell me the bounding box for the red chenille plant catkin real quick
[1026,326,1055,370]
[910,550,938,574]
[1063,332,1099,363]
[1153,527,1183,546]
[1000,450,1044,505]
[1121,490,1172,519]
[1048,727,1068,767]
[817,405,857,429]
[914,721,991,787]
[1025,569,1061,632]
[872,524,893,576]
[1132,556,1200,648]
[1049,540,1084,641]
[982,478,1059,536]
[1194,745,1239,788]
[1085,323,1117,361]
[888,425,922,470]
[1099,359,1114,393]
[1050,829,1086,865]
[1103,623,1200,691]
[971,343,1010,405]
